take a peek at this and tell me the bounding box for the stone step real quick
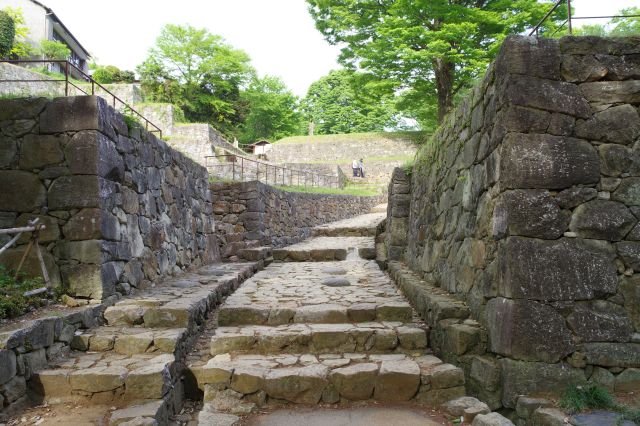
[108,399,171,425]
[218,301,413,326]
[387,262,471,326]
[210,323,429,355]
[189,352,465,413]
[311,213,386,237]
[70,327,187,356]
[272,237,375,261]
[239,246,273,262]
[103,263,260,329]
[29,352,178,405]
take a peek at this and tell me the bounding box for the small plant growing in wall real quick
[0,264,52,320]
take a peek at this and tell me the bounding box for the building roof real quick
[248,140,271,146]
[28,0,91,58]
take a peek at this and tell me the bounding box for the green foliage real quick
[0,264,48,319]
[3,7,32,58]
[238,75,303,143]
[610,7,640,36]
[0,10,15,59]
[401,158,415,176]
[274,184,381,197]
[302,69,398,135]
[92,65,135,84]
[137,24,255,137]
[39,40,70,60]
[306,0,565,124]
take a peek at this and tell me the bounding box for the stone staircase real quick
[187,213,467,424]
[26,262,263,425]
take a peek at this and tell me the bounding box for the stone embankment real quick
[379,35,640,415]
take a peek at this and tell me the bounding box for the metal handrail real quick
[0,59,162,138]
[529,0,640,37]
[206,154,342,189]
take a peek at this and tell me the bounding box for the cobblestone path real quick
[189,212,466,425]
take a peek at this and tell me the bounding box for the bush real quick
[0,10,15,58]
[0,264,49,319]
[39,39,70,60]
[93,65,136,84]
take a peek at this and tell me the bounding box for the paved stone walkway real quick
[189,212,466,424]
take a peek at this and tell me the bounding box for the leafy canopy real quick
[92,65,135,84]
[306,0,564,126]
[2,7,32,58]
[137,24,255,135]
[302,69,397,135]
[39,40,69,60]
[0,10,15,59]
[238,75,303,143]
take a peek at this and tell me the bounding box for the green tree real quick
[306,0,564,124]
[137,24,254,135]
[610,7,640,36]
[3,7,32,58]
[39,40,69,60]
[0,10,15,59]
[239,75,303,143]
[302,69,397,135]
[93,65,135,84]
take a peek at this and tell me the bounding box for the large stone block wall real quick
[211,181,384,259]
[395,36,640,408]
[0,96,218,302]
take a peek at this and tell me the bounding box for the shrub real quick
[0,264,49,319]
[93,65,136,84]
[0,10,15,58]
[39,39,70,60]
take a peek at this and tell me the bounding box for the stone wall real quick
[267,134,418,184]
[0,96,218,302]
[211,181,384,259]
[0,63,66,98]
[393,36,640,409]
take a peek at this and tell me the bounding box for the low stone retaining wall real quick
[210,181,384,259]
[384,35,640,410]
[0,96,218,302]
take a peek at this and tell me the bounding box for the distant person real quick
[352,159,360,177]
[359,159,365,178]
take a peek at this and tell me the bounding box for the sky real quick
[31,0,640,97]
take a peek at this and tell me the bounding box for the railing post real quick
[64,61,69,96]
[241,157,244,181]
[567,0,572,34]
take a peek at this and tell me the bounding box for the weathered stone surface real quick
[530,408,566,426]
[570,411,636,426]
[487,298,574,363]
[590,366,615,390]
[561,54,608,83]
[15,213,60,243]
[0,375,26,403]
[567,301,633,343]
[124,361,172,399]
[263,365,328,404]
[505,75,592,118]
[19,134,64,170]
[516,396,552,420]
[599,144,633,177]
[0,170,46,212]
[493,190,568,239]
[612,177,640,206]
[581,343,640,368]
[500,134,599,190]
[569,200,636,241]
[471,412,515,426]
[48,175,106,210]
[620,276,640,332]
[63,208,120,241]
[0,349,17,385]
[499,359,586,407]
[40,96,110,134]
[322,277,350,287]
[114,332,154,355]
[293,305,349,324]
[197,410,240,426]
[62,263,109,299]
[229,366,265,394]
[65,130,124,181]
[580,80,640,105]
[0,135,17,167]
[575,105,640,145]
[497,36,560,80]
[104,305,147,326]
[442,396,490,419]
[614,368,640,392]
[330,363,378,400]
[555,187,597,209]
[617,242,640,272]
[69,366,127,392]
[374,360,420,401]
[109,400,167,425]
[497,237,617,301]
[470,356,501,392]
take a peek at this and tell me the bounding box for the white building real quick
[0,0,90,75]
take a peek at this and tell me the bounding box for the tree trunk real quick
[433,58,455,123]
